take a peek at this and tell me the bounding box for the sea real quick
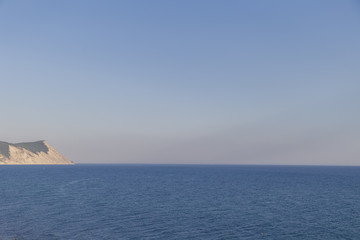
[0,164,359,240]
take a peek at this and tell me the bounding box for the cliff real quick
[0,141,73,165]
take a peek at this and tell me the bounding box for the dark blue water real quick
[0,165,360,239]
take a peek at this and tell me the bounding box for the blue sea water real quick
[0,165,360,240]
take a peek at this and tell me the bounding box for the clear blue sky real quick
[1,0,359,164]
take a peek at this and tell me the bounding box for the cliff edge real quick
[0,141,73,165]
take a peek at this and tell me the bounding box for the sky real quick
[0,0,359,165]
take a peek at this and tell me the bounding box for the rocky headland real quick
[0,140,73,165]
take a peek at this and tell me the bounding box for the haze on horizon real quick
[0,0,359,165]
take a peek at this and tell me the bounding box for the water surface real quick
[0,164,359,239]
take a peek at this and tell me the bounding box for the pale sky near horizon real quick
[0,0,359,165]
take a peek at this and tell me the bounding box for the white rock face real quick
[0,141,73,165]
